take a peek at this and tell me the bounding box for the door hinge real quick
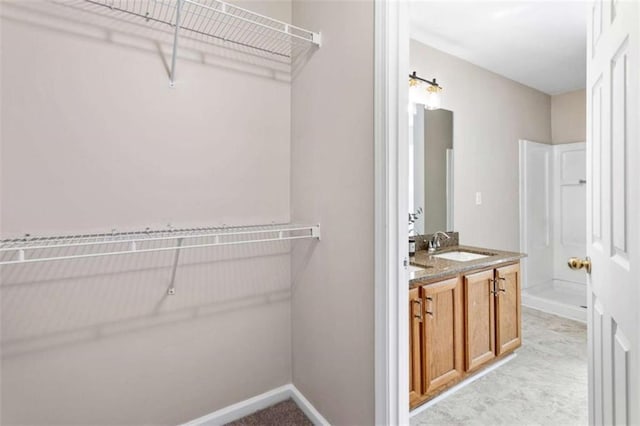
[403,258,408,269]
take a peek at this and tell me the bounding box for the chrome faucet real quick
[428,231,451,253]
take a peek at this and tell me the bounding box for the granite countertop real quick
[409,245,526,286]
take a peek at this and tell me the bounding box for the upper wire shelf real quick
[0,223,321,266]
[84,0,322,85]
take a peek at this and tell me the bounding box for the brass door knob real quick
[567,256,592,273]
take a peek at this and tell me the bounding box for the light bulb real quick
[425,86,441,110]
[409,76,443,110]
[409,81,424,105]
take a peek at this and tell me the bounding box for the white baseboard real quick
[409,353,517,419]
[289,384,330,425]
[522,293,587,323]
[182,384,330,426]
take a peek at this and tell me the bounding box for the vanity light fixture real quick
[409,71,443,110]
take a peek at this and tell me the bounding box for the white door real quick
[586,1,639,424]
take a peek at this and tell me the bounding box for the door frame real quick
[374,0,409,424]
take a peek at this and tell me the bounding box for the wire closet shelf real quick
[0,223,321,266]
[85,0,322,85]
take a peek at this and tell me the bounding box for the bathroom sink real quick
[433,251,491,262]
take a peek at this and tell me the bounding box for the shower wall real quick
[519,140,553,289]
[552,143,587,284]
[520,140,586,289]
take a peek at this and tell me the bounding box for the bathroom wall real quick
[411,40,551,251]
[290,0,375,424]
[551,89,586,144]
[1,1,294,423]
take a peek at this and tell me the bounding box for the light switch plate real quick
[475,192,482,205]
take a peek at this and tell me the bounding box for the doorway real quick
[377,1,640,425]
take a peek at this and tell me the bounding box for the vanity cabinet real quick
[421,277,464,394]
[408,277,464,404]
[495,263,522,355]
[409,287,423,405]
[462,264,522,371]
[409,261,521,409]
[464,269,496,372]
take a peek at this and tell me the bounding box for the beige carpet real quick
[411,307,588,425]
[225,399,312,426]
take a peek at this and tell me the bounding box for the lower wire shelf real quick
[0,223,321,266]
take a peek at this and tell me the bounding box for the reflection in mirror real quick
[409,107,453,236]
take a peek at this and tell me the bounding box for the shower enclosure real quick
[519,139,587,322]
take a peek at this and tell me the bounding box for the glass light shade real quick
[409,82,428,105]
[425,87,441,110]
[409,78,442,110]
[409,76,443,111]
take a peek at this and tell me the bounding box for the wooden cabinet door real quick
[495,263,522,355]
[409,287,423,406]
[421,277,463,394]
[463,269,496,372]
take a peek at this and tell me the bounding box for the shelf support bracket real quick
[312,32,322,48]
[311,224,321,240]
[169,0,183,88]
[167,238,184,295]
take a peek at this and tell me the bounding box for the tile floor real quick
[411,307,588,426]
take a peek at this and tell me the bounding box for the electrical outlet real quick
[475,192,482,205]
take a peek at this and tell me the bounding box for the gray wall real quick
[1,1,292,235]
[551,89,586,144]
[290,0,375,424]
[1,1,293,424]
[411,40,551,251]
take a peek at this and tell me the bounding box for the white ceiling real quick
[409,1,587,95]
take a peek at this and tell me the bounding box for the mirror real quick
[409,107,454,236]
